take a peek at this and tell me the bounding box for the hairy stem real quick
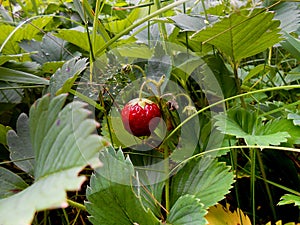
[67,199,86,211]
[256,150,277,221]
[164,147,170,213]
[250,148,256,225]
[233,62,246,108]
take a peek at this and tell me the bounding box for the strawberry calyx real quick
[126,98,155,109]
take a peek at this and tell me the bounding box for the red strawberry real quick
[121,98,161,137]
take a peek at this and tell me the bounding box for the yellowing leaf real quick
[266,221,300,225]
[1,16,52,54]
[205,203,252,225]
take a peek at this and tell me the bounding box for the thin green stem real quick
[0,85,46,90]
[67,199,87,211]
[182,3,189,55]
[154,0,169,52]
[256,150,277,221]
[62,208,70,224]
[0,157,35,165]
[82,0,111,43]
[201,0,209,22]
[43,210,47,225]
[85,21,95,61]
[132,65,147,77]
[233,62,246,108]
[229,142,244,224]
[139,81,148,100]
[92,0,103,56]
[113,0,171,10]
[71,209,82,225]
[164,146,170,213]
[138,76,164,99]
[98,87,114,146]
[250,148,256,225]
[147,3,151,46]
[84,15,95,82]
[268,47,272,66]
[69,89,105,112]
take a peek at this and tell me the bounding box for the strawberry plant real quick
[0,0,299,224]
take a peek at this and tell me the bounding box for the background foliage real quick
[0,0,299,224]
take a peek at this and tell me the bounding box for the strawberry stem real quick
[163,146,170,213]
[139,80,149,100]
[132,64,147,77]
[138,76,166,100]
[67,199,86,211]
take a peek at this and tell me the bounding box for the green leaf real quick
[19,33,78,64]
[7,113,35,175]
[48,57,88,96]
[147,42,172,88]
[104,8,145,34]
[191,9,282,63]
[0,6,13,22]
[169,14,217,32]
[115,43,153,59]
[129,150,166,217]
[203,54,237,98]
[256,101,286,118]
[170,156,234,209]
[0,167,28,199]
[0,124,11,146]
[172,56,205,83]
[54,28,105,54]
[86,148,160,225]
[285,66,300,83]
[166,194,207,225]
[0,16,52,54]
[273,2,300,34]
[215,108,291,146]
[0,53,33,66]
[0,67,49,85]
[0,94,107,225]
[103,116,142,147]
[4,61,40,74]
[243,64,274,84]
[0,82,23,104]
[0,25,14,46]
[104,114,165,217]
[288,112,300,126]
[280,32,300,61]
[258,118,300,145]
[41,61,65,74]
[278,194,300,208]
